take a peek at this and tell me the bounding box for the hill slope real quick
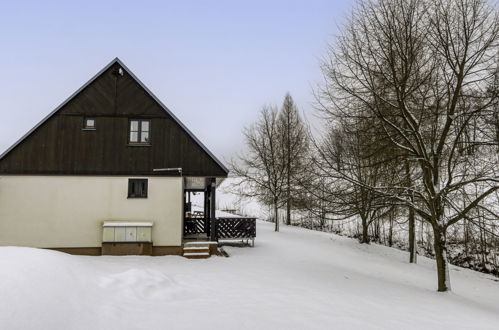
[1,221,498,330]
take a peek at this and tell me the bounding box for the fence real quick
[184,217,256,241]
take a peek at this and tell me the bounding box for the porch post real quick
[209,178,217,241]
[204,184,210,236]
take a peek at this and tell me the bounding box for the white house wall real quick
[0,176,183,248]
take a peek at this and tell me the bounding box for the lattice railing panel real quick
[216,218,256,239]
[184,218,207,235]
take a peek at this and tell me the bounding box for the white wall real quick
[0,176,183,248]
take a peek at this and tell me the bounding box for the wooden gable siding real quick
[0,62,227,177]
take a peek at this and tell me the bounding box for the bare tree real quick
[310,113,397,243]
[319,0,499,291]
[231,106,287,232]
[278,93,309,226]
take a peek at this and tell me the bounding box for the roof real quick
[0,57,229,175]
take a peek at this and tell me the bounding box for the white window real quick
[83,118,96,129]
[129,119,150,144]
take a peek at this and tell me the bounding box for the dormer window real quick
[129,119,150,144]
[83,118,96,130]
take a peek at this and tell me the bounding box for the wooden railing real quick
[215,217,256,240]
[184,217,257,241]
[184,217,207,235]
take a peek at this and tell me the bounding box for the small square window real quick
[83,118,96,130]
[128,179,148,198]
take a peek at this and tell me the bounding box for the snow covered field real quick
[1,221,499,330]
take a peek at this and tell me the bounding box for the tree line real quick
[231,0,499,292]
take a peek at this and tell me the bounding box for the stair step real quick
[183,241,217,258]
[184,246,210,252]
[184,241,218,246]
[184,252,210,256]
[183,252,210,259]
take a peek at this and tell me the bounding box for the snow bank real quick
[1,222,499,330]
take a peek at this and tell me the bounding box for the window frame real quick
[128,119,151,145]
[82,117,96,130]
[127,178,148,199]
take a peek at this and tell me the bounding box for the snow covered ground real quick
[1,221,499,330]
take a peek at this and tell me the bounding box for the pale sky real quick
[0,0,354,163]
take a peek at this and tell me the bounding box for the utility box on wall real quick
[102,221,153,255]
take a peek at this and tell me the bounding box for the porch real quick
[183,177,256,247]
[183,216,257,245]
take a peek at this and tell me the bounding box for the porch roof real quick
[184,177,225,190]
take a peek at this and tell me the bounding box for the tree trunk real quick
[420,220,425,251]
[388,214,393,247]
[274,197,279,232]
[285,109,291,226]
[361,216,370,244]
[405,161,417,263]
[463,218,469,259]
[286,181,291,225]
[409,207,417,263]
[433,225,451,292]
[478,211,487,269]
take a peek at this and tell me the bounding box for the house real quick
[0,58,256,257]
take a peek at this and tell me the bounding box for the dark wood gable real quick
[0,59,228,177]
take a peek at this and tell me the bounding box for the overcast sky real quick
[0,0,354,163]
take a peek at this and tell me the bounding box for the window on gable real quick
[83,118,96,130]
[129,119,150,144]
[128,179,148,198]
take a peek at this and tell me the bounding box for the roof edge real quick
[0,58,118,160]
[0,57,229,175]
[115,58,229,174]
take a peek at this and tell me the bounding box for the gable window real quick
[129,119,150,144]
[83,118,96,130]
[128,179,148,198]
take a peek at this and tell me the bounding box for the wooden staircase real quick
[183,241,214,259]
